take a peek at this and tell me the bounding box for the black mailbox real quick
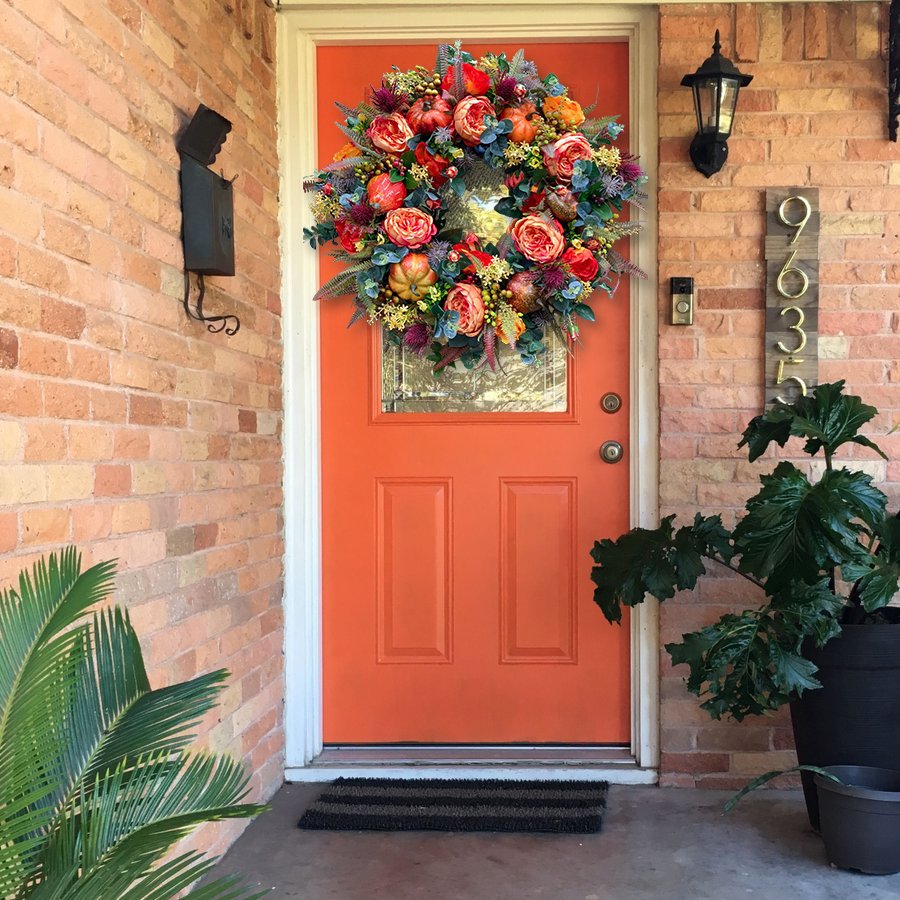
[177,104,235,276]
[179,155,235,276]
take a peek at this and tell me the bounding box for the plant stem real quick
[707,554,765,589]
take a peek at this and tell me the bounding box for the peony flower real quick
[542,95,586,128]
[562,246,600,282]
[453,95,496,146]
[508,215,566,263]
[441,63,491,96]
[366,173,407,212]
[542,133,594,184]
[367,113,414,154]
[414,142,451,187]
[444,283,485,336]
[335,219,367,254]
[383,208,437,249]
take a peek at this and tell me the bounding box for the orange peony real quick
[508,215,566,263]
[542,95,585,128]
[453,95,495,146]
[444,283,485,336]
[542,133,594,184]
[367,113,414,154]
[383,208,437,249]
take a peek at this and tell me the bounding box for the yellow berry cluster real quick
[481,285,515,326]
[593,146,622,171]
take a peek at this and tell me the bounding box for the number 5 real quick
[775,358,807,404]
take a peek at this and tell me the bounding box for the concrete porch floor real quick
[206,783,900,899]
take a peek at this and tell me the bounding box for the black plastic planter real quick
[815,766,900,875]
[790,625,900,831]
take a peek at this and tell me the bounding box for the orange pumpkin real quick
[388,253,438,301]
[500,102,540,143]
[406,97,453,134]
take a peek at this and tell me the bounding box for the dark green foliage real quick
[591,382,897,721]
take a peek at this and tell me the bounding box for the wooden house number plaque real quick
[764,187,819,407]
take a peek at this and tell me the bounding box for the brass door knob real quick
[599,440,624,463]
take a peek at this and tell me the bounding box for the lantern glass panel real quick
[717,77,740,137]
[695,77,721,134]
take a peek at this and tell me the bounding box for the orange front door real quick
[318,41,632,744]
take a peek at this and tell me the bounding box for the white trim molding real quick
[278,4,660,776]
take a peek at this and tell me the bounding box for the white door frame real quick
[278,2,659,781]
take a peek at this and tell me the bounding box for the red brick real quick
[0,329,19,369]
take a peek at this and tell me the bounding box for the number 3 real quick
[777,306,807,354]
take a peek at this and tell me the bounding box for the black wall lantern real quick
[681,30,753,178]
[177,104,240,334]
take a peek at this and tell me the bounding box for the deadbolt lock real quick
[601,392,622,413]
[599,440,624,464]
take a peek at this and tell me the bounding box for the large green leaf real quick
[590,516,679,622]
[733,463,885,591]
[738,380,884,462]
[842,516,900,612]
[590,514,735,624]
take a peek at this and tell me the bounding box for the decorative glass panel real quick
[442,159,510,245]
[381,330,568,414]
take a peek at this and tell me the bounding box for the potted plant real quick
[590,381,900,830]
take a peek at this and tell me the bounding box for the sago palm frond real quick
[0,550,116,895]
[0,550,265,899]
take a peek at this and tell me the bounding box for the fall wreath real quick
[304,44,647,372]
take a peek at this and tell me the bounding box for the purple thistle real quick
[403,322,433,355]
[539,264,567,292]
[620,160,644,184]
[433,126,454,144]
[346,201,375,226]
[495,75,519,103]
[370,84,409,113]
[427,241,451,268]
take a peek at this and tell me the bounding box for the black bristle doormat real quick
[297,777,609,834]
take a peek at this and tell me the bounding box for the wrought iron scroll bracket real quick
[890,0,899,142]
[183,272,241,336]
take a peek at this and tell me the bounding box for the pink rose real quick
[367,173,407,212]
[444,283,485,336]
[508,215,565,263]
[562,246,600,281]
[453,95,495,146]
[383,208,437,249]
[367,113,414,154]
[542,133,594,184]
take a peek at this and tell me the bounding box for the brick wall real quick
[658,1,899,786]
[0,0,283,855]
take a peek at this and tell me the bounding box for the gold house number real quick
[765,189,819,407]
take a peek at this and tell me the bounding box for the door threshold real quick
[285,746,658,784]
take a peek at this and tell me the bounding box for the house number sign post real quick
[764,187,819,407]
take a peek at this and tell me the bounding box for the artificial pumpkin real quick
[500,102,540,143]
[388,253,438,300]
[406,97,453,134]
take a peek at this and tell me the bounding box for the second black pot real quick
[789,624,900,831]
